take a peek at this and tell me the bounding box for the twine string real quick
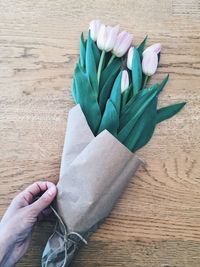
[44,205,87,267]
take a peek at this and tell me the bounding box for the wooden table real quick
[0,0,199,266]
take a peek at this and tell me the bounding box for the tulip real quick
[121,70,129,93]
[143,43,161,55]
[112,31,133,57]
[142,51,158,76]
[97,24,120,83]
[97,24,106,50]
[97,24,120,52]
[89,20,101,42]
[127,47,134,70]
[104,25,120,52]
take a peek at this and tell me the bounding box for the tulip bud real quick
[143,43,161,56]
[104,25,120,52]
[97,24,120,52]
[142,51,158,76]
[113,31,133,57]
[97,24,106,50]
[127,47,134,70]
[121,70,129,93]
[89,20,101,42]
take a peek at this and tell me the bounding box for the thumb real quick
[30,185,57,216]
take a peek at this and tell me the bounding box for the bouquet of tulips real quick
[42,20,185,267]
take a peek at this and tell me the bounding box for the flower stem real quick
[107,53,116,66]
[97,50,106,84]
[142,75,149,89]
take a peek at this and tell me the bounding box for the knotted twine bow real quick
[44,205,88,267]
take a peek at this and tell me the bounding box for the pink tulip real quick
[142,51,158,76]
[97,24,120,51]
[121,70,129,93]
[127,47,134,70]
[97,24,107,50]
[89,20,101,42]
[104,25,120,51]
[112,31,133,57]
[143,43,161,55]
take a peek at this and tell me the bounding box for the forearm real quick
[0,225,15,267]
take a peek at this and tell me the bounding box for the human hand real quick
[0,181,57,267]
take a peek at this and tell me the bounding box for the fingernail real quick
[48,186,56,196]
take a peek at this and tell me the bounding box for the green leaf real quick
[72,76,77,103]
[137,35,148,58]
[156,102,186,124]
[98,58,121,113]
[132,48,142,95]
[91,39,100,68]
[149,83,159,91]
[121,84,132,109]
[98,99,119,136]
[131,98,157,152]
[79,32,86,69]
[86,31,98,93]
[118,89,158,143]
[120,84,158,130]
[157,74,169,95]
[74,64,101,134]
[99,57,121,91]
[110,72,122,114]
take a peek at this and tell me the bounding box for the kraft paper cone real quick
[42,105,143,267]
[60,105,94,169]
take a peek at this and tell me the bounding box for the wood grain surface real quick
[0,0,199,266]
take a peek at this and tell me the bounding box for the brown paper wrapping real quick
[42,105,143,267]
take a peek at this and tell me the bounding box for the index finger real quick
[14,181,56,208]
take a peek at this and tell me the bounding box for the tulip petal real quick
[113,31,133,57]
[143,43,161,55]
[97,24,106,50]
[104,25,120,52]
[142,51,158,76]
[127,47,134,70]
[89,19,101,41]
[121,70,129,93]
